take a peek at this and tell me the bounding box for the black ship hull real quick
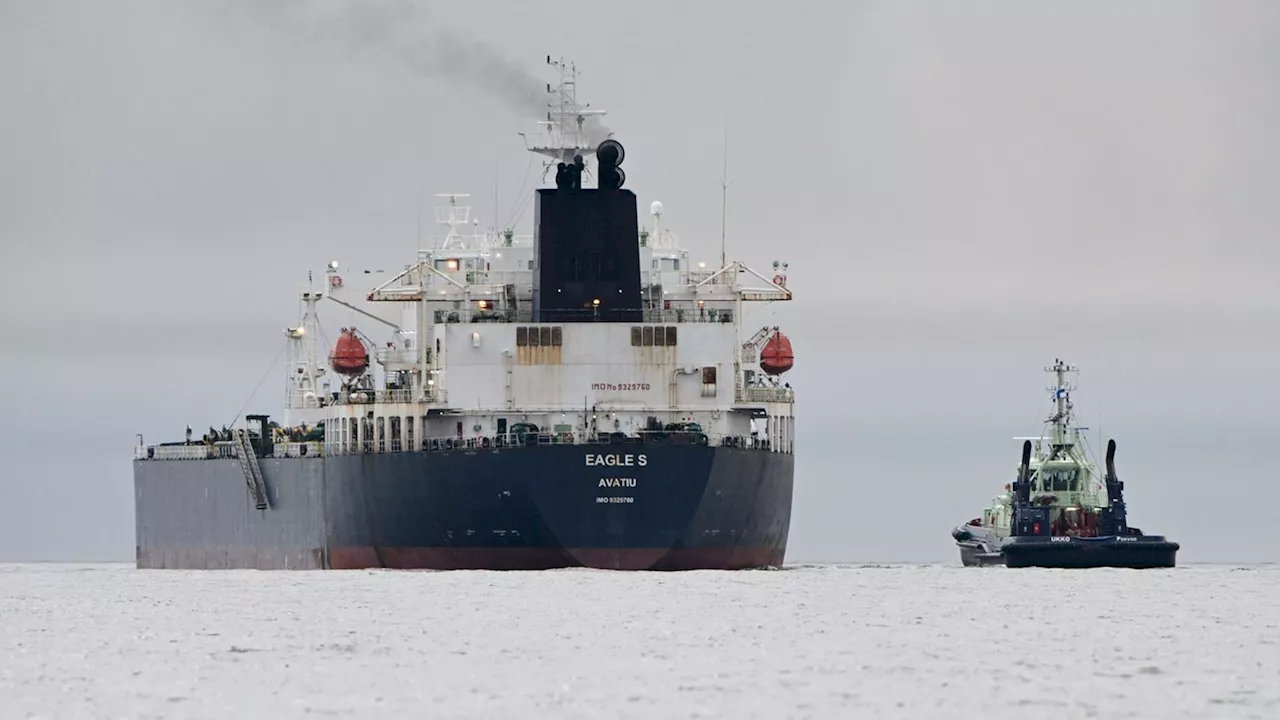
[1001,535,1179,569]
[134,443,793,570]
[960,536,1180,569]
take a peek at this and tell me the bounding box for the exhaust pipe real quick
[1015,440,1032,503]
[1102,437,1129,531]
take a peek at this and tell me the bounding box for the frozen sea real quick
[1,563,1276,719]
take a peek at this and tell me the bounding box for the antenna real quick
[527,57,607,167]
[1043,358,1079,446]
[719,122,731,268]
[433,193,473,250]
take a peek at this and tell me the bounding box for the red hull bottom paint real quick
[327,546,785,571]
[137,546,327,570]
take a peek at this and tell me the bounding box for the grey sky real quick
[1,0,1277,563]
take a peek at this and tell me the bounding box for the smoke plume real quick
[229,0,612,142]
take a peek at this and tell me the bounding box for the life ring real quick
[329,275,344,288]
[772,274,785,287]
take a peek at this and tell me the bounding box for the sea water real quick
[1,562,1276,719]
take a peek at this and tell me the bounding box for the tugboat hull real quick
[1001,536,1179,569]
[952,525,1006,567]
[953,527,1179,569]
[956,542,1005,567]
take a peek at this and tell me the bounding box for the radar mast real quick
[523,57,610,170]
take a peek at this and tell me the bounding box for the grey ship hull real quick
[134,443,794,570]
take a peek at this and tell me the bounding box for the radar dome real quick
[650,201,664,215]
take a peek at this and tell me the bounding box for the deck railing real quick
[136,430,792,461]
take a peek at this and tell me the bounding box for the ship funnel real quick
[1105,438,1117,482]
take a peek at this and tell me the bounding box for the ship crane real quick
[742,325,778,361]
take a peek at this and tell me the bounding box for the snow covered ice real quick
[1,562,1277,719]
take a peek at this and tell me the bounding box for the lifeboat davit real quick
[759,330,794,375]
[331,327,369,376]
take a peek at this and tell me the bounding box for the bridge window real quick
[1040,468,1080,493]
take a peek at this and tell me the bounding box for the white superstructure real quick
[276,60,796,460]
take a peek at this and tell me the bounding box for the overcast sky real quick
[1,0,1277,563]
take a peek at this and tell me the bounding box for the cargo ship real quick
[132,58,798,570]
[950,359,1178,569]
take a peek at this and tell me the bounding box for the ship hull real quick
[134,444,793,570]
[956,542,1006,567]
[1000,536,1179,569]
[951,525,1007,567]
[952,534,1179,569]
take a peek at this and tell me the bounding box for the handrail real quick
[136,430,791,460]
[424,307,744,325]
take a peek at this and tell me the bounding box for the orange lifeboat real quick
[759,330,794,375]
[331,327,369,376]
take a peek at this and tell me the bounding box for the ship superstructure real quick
[133,58,798,571]
[951,360,1178,569]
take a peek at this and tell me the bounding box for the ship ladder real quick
[234,430,271,510]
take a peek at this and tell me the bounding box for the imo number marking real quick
[591,382,651,391]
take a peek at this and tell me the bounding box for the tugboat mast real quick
[1045,358,1078,452]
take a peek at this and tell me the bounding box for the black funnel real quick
[532,139,642,323]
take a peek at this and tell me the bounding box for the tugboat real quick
[951,359,1179,569]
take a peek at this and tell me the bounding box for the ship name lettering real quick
[1116,536,1138,542]
[598,477,637,488]
[586,453,648,467]
[1050,536,1071,543]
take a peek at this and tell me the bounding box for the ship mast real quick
[524,56,609,168]
[434,193,477,251]
[1045,358,1079,453]
[283,274,328,426]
